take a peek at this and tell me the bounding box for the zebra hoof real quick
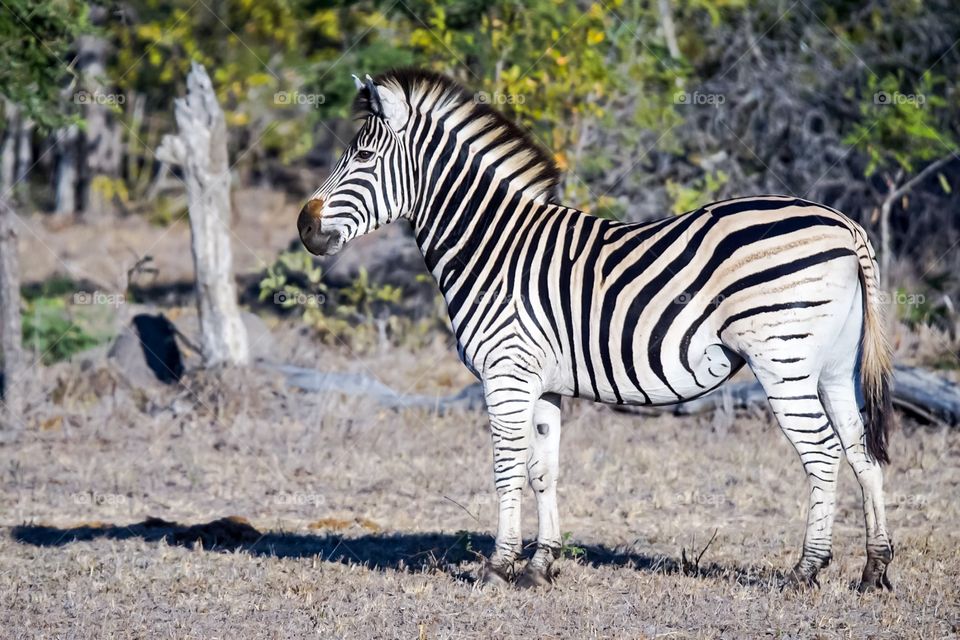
[478,562,512,589]
[858,544,894,593]
[782,567,820,591]
[516,564,554,590]
[857,559,894,593]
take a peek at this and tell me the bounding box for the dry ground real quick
[1,338,959,639]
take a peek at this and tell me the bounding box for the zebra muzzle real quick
[297,198,340,255]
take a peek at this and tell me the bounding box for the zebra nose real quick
[297,198,324,237]
[298,198,338,255]
[297,198,323,237]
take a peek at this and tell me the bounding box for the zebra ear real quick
[352,74,364,91]
[365,75,409,131]
[362,75,384,118]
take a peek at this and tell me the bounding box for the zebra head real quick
[297,74,413,256]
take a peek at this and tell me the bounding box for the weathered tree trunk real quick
[1,102,18,194]
[156,63,249,367]
[78,8,121,220]
[0,196,23,428]
[15,117,33,201]
[54,123,80,215]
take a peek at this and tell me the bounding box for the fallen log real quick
[264,363,486,412]
[269,362,960,427]
[613,365,960,427]
[890,365,960,426]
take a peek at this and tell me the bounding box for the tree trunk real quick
[77,17,121,220]
[54,123,80,215]
[0,196,23,428]
[1,102,18,195]
[15,117,33,201]
[876,159,953,292]
[156,62,249,367]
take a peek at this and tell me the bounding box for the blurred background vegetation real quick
[2,0,960,362]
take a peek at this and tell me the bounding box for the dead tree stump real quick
[157,63,249,367]
[0,196,23,427]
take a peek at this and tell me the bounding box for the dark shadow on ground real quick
[10,517,784,587]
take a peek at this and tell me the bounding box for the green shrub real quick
[21,296,108,364]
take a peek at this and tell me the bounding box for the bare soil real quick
[2,337,958,639]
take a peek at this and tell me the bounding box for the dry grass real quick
[2,339,959,639]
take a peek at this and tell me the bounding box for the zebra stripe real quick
[298,70,895,591]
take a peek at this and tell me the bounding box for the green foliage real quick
[845,72,958,176]
[395,0,685,208]
[0,0,89,128]
[259,249,422,350]
[894,280,955,334]
[19,278,115,364]
[21,296,107,364]
[448,529,476,563]
[111,1,414,164]
[560,531,585,560]
[336,267,403,322]
[665,169,729,215]
[146,196,188,227]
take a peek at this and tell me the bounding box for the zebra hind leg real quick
[819,369,894,592]
[758,376,843,588]
[516,393,562,589]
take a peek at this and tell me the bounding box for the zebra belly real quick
[619,343,742,405]
[557,341,743,406]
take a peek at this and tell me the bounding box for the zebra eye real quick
[355,149,375,162]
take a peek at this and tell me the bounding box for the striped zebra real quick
[297,70,895,591]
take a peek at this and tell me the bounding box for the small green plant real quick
[146,196,188,227]
[337,267,403,322]
[259,250,417,350]
[560,531,586,560]
[21,296,107,364]
[258,249,328,323]
[447,529,476,564]
[894,282,955,334]
[666,169,729,215]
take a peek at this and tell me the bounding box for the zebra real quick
[296,69,895,591]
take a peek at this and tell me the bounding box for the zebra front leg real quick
[479,380,537,587]
[516,393,562,589]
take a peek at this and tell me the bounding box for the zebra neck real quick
[410,185,577,318]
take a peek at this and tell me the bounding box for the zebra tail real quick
[856,230,894,464]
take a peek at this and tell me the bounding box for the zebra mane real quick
[352,69,562,203]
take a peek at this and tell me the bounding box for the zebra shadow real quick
[9,517,783,587]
